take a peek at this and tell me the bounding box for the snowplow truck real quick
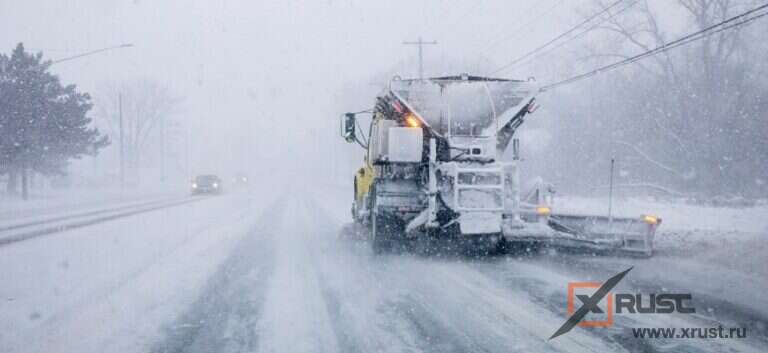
[341,75,660,255]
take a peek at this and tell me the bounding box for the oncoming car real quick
[191,175,223,195]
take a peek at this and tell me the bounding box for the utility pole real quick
[185,126,190,181]
[403,37,437,80]
[608,158,615,224]
[119,93,125,189]
[160,117,166,183]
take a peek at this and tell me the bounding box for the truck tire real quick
[372,211,409,254]
[371,211,393,254]
[370,182,387,254]
[369,182,408,254]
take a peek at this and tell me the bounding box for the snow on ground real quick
[0,186,188,221]
[1,184,765,353]
[557,194,768,279]
[556,195,768,233]
[318,184,768,336]
[306,188,767,352]
[0,187,277,353]
[255,198,341,353]
[526,192,768,339]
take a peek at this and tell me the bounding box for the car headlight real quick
[213,183,219,188]
[192,183,198,188]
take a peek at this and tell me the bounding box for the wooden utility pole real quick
[403,37,437,80]
[119,93,124,189]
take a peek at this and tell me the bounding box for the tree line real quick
[531,0,768,200]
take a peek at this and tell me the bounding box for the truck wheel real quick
[371,212,393,254]
[493,237,508,255]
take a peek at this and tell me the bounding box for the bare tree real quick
[95,79,182,184]
[538,0,768,197]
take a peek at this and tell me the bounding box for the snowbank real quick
[556,196,768,233]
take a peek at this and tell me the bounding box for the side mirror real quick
[341,113,356,143]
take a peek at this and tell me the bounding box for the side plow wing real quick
[503,212,661,257]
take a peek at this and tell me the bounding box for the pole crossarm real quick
[403,37,438,80]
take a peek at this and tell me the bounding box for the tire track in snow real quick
[309,192,493,353]
[253,196,340,353]
[381,256,625,352]
[468,255,767,352]
[0,196,208,247]
[308,187,767,352]
[309,197,425,353]
[308,194,622,353]
[3,194,262,353]
[150,200,283,353]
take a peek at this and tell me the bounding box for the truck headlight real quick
[192,183,198,188]
[213,183,219,188]
[404,113,421,128]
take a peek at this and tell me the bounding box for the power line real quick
[443,0,488,33]
[491,0,627,75]
[506,0,639,71]
[51,44,133,64]
[541,2,768,91]
[478,0,566,55]
[622,6,768,64]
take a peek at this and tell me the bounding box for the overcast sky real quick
[1,0,681,181]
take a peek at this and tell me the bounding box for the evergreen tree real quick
[0,43,108,199]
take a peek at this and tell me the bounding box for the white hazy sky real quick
[1,0,679,181]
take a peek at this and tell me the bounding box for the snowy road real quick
[0,196,205,246]
[1,189,766,353]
